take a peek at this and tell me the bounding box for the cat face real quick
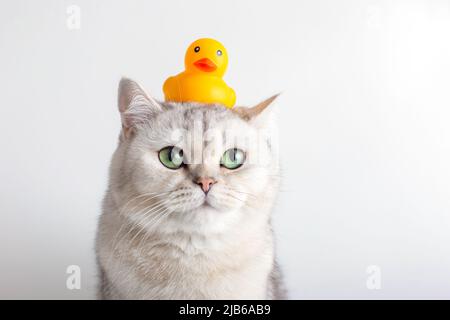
[113,78,279,234]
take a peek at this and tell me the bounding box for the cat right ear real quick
[118,77,162,139]
[233,94,279,122]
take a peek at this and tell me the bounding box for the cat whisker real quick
[223,192,247,203]
[119,189,188,251]
[118,191,174,217]
[224,187,258,199]
[115,201,185,291]
[127,202,173,246]
[109,195,175,263]
[134,208,176,259]
[108,202,174,283]
[107,191,175,262]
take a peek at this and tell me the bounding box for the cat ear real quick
[233,94,279,121]
[118,77,162,138]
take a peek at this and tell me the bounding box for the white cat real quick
[96,78,285,299]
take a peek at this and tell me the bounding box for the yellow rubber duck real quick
[163,38,236,108]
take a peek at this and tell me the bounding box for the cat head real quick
[111,78,279,234]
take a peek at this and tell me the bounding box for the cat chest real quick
[121,241,272,299]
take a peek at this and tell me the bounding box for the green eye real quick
[221,148,245,170]
[159,146,184,169]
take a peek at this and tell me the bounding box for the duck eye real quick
[194,46,200,53]
[159,146,184,170]
[216,49,223,56]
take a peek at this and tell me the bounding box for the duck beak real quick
[194,58,217,72]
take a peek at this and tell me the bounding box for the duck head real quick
[184,38,228,77]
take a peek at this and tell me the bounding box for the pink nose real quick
[195,177,217,194]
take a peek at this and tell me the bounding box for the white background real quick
[1,0,449,299]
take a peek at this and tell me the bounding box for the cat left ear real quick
[233,94,279,121]
[118,77,162,139]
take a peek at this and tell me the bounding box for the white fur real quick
[96,79,282,299]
